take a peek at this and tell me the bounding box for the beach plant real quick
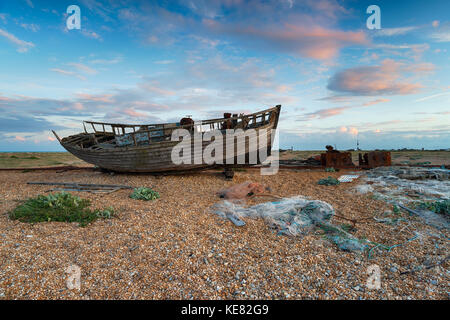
[129,187,160,201]
[415,200,450,217]
[318,176,340,186]
[9,192,116,227]
[392,204,400,215]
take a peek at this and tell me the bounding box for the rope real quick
[368,234,420,259]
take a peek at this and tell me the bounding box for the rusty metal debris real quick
[320,145,355,168]
[359,151,392,168]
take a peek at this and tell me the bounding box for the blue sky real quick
[0,0,449,151]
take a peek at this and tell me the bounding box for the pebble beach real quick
[0,168,448,299]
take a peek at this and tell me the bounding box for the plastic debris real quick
[338,175,360,183]
[212,196,367,252]
[355,184,374,194]
[226,212,246,226]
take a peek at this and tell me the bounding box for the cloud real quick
[50,68,87,81]
[327,59,428,96]
[372,43,430,60]
[430,32,450,42]
[25,0,34,8]
[205,21,367,60]
[50,62,98,81]
[73,102,84,110]
[109,0,365,60]
[67,63,98,75]
[154,60,175,65]
[414,91,450,102]
[76,93,114,103]
[81,30,102,40]
[0,28,34,52]
[123,108,147,117]
[90,56,123,64]
[0,14,7,24]
[373,26,418,37]
[20,23,40,32]
[300,98,390,120]
[0,115,67,133]
[138,81,176,96]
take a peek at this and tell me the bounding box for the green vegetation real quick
[392,204,400,215]
[318,176,340,186]
[339,223,355,232]
[414,200,450,217]
[325,167,335,172]
[130,187,160,201]
[9,192,115,227]
[414,161,431,166]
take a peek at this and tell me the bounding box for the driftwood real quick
[398,204,420,215]
[27,182,133,194]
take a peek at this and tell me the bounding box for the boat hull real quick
[58,106,280,173]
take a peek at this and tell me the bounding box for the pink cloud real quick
[73,102,84,110]
[302,98,390,120]
[139,82,175,96]
[0,28,34,52]
[327,59,427,95]
[15,136,26,141]
[336,126,358,135]
[76,93,114,103]
[50,68,86,81]
[204,20,368,60]
[349,127,358,135]
[123,108,146,117]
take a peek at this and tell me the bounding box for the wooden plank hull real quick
[57,106,281,173]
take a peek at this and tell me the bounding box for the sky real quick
[0,0,449,151]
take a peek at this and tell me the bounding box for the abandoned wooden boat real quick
[52,105,281,173]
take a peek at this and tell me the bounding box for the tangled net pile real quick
[212,196,367,252]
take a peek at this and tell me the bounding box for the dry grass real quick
[0,152,89,168]
[1,150,449,169]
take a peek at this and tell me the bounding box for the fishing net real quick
[354,166,450,230]
[212,196,367,252]
[357,166,450,202]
